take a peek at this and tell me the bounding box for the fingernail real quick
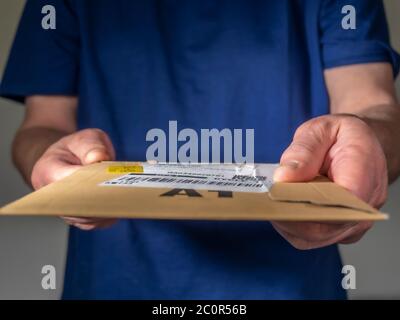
[281,160,300,170]
[85,149,109,163]
[273,160,300,182]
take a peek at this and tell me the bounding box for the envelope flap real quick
[269,176,376,213]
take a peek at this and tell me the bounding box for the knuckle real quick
[345,143,369,156]
[287,140,315,157]
[88,128,107,139]
[75,128,107,143]
[290,118,334,157]
[339,176,367,199]
[57,133,75,146]
[296,117,332,140]
[340,114,369,130]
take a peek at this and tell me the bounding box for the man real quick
[1,0,399,299]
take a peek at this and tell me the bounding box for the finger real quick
[339,221,373,244]
[273,117,337,182]
[72,223,98,231]
[63,216,117,224]
[63,216,101,224]
[73,220,117,230]
[338,231,366,244]
[64,129,116,165]
[271,221,356,243]
[273,221,372,250]
[63,217,117,230]
[326,118,388,205]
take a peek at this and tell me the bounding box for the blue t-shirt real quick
[1,0,399,299]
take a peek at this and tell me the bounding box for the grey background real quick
[0,0,399,299]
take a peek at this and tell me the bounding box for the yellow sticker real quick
[107,165,144,173]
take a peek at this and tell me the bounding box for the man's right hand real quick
[31,128,118,230]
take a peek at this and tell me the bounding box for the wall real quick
[340,0,400,299]
[0,0,399,299]
[0,0,67,299]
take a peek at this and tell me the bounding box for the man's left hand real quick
[272,114,387,250]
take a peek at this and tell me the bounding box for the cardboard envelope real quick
[0,161,388,221]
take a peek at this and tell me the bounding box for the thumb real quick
[273,118,337,182]
[65,129,116,165]
[83,147,112,164]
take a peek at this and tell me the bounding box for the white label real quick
[101,163,278,193]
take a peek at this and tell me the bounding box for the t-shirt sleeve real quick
[319,0,400,77]
[0,0,79,103]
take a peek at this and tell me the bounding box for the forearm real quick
[355,104,400,183]
[12,127,71,185]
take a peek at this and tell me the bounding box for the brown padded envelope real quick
[0,162,388,221]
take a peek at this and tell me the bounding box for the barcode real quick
[104,175,266,188]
